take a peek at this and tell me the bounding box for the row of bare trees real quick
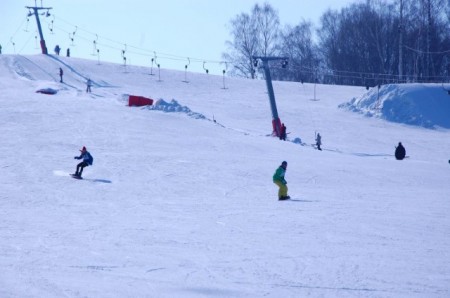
[223,0,450,86]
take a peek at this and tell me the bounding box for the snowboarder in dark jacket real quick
[59,67,63,83]
[73,146,93,178]
[273,161,290,200]
[395,142,406,160]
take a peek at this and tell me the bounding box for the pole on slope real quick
[252,56,288,138]
[26,3,52,54]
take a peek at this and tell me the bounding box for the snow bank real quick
[340,84,450,129]
[145,98,206,120]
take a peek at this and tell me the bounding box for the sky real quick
[1,53,449,297]
[0,0,360,74]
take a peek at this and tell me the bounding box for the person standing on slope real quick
[59,67,63,83]
[86,78,92,93]
[273,161,290,200]
[315,132,322,151]
[280,123,287,141]
[73,146,93,178]
[395,142,406,160]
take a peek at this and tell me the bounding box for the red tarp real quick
[128,95,153,107]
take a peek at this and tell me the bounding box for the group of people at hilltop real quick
[54,45,70,57]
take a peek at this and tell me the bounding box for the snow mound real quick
[146,99,206,120]
[339,84,450,129]
[36,87,58,95]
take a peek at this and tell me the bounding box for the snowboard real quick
[70,174,83,180]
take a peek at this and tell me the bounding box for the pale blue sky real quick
[1,0,359,73]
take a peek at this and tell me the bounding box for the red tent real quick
[128,95,153,107]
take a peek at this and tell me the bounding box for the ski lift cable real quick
[24,18,30,32]
[45,15,433,81]
[271,63,449,82]
[18,30,36,54]
[39,15,227,68]
[403,44,450,55]
[51,15,227,65]
[9,17,28,42]
[10,14,450,80]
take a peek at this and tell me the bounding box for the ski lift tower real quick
[253,56,288,137]
[26,0,52,54]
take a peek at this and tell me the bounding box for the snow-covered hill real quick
[1,54,449,298]
[341,83,450,129]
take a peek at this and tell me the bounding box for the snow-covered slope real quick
[0,54,449,298]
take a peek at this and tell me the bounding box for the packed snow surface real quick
[0,54,449,297]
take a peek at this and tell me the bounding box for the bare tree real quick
[252,3,280,57]
[402,0,449,81]
[223,0,450,83]
[317,0,450,85]
[223,13,259,78]
[274,21,319,82]
[223,2,280,78]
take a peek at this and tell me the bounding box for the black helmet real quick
[281,161,287,166]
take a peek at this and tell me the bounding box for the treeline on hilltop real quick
[222,0,450,87]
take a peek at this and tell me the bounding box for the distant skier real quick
[315,132,322,151]
[395,142,406,160]
[54,45,61,55]
[86,78,92,93]
[59,67,63,83]
[280,123,287,141]
[0,44,2,54]
[72,146,93,178]
[66,48,70,57]
[273,161,290,200]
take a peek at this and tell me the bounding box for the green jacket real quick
[273,166,287,184]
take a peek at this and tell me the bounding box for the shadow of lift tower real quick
[253,56,288,138]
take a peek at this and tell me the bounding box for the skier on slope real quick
[273,161,290,200]
[54,45,61,55]
[315,132,322,151]
[86,78,92,93]
[395,142,406,160]
[72,146,93,178]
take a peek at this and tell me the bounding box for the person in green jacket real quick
[273,161,290,200]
